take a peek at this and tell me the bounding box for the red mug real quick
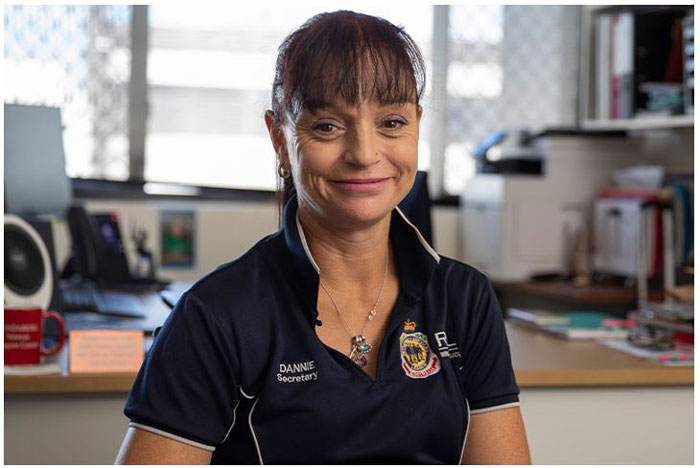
[4,308,66,365]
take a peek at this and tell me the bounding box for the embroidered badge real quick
[399,320,441,379]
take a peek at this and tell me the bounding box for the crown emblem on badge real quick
[403,320,416,332]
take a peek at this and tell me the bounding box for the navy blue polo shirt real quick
[124,196,520,464]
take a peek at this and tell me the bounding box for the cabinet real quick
[579,5,694,131]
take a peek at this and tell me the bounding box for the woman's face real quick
[274,99,422,228]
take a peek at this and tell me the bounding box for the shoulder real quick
[428,255,501,329]
[434,254,492,296]
[191,234,276,294]
[180,232,281,320]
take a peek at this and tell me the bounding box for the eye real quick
[382,118,407,130]
[312,122,339,133]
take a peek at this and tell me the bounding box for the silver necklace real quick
[319,252,389,368]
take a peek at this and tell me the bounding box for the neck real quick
[297,205,392,292]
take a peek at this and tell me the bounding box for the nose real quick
[343,123,380,168]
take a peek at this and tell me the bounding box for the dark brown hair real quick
[270,10,426,221]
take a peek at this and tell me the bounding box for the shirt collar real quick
[277,194,440,316]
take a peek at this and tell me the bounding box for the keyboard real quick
[60,281,146,319]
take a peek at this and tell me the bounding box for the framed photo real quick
[160,210,195,268]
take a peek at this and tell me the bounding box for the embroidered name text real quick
[277,360,318,383]
[279,360,315,373]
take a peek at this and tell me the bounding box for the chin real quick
[328,197,394,227]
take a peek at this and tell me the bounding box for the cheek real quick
[288,135,313,173]
[389,141,419,200]
[389,140,419,173]
[293,141,336,185]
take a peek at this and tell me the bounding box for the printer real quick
[460,127,634,280]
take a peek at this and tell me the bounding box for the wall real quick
[520,386,693,464]
[52,200,463,282]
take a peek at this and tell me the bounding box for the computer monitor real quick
[4,104,72,217]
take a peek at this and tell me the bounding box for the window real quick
[4,5,132,180]
[444,5,504,195]
[443,5,580,195]
[145,5,433,190]
[4,5,579,196]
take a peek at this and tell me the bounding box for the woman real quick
[116,10,530,464]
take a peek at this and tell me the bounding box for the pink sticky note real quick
[69,330,144,374]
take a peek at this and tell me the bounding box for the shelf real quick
[582,115,694,131]
[587,5,692,15]
[580,6,694,132]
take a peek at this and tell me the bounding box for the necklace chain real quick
[319,251,389,367]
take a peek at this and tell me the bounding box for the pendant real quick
[350,335,372,368]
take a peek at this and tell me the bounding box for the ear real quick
[265,110,290,167]
[416,105,423,123]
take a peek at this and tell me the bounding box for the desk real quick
[5,324,692,394]
[4,305,693,464]
[507,324,693,386]
[61,285,176,334]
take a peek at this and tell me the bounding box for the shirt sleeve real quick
[458,277,520,414]
[124,291,240,450]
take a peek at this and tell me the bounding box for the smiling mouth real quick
[335,178,389,184]
[332,178,391,192]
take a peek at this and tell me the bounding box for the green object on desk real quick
[544,312,627,340]
[559,312,619,328]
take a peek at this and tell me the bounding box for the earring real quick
[277,164,291,179]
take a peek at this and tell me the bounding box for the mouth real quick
[331,177,391,193]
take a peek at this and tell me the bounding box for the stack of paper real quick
[506,308,571,327]
[508,309,632,341]
[601,340,694,366]
[543,312,631,340]
[4,362,62,376]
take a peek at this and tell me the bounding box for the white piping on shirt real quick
[470,401,521,415]
[239,387,255,400]
[248,398,263,464]
[295,205,440,272]
[295,211,320,273]
[238,387,263,464]
[459,396,471,463]
[394,206,441,263]
[220,400,241,444]
[128,422,216,452]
